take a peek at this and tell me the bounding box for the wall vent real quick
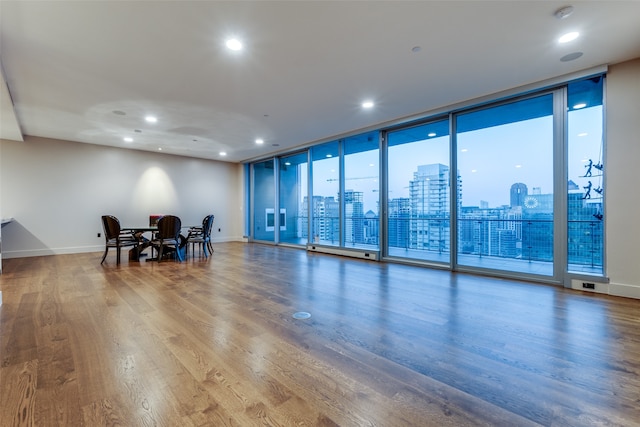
[570,279,608,294]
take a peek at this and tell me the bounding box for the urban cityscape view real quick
[300,162,603,274]
[255,76,604,278]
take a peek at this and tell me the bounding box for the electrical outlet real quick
[582,282,595,289]
[218,228,221,232]
[97,232,101,238]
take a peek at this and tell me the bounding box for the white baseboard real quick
[211,236,246,243]
[570,279,640,300]
[2,238,247,259]
[2,245,103,259]
[608,282,640,300]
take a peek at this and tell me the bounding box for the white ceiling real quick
[1,1,639,163]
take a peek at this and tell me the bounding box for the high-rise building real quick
[388,198,411,249]
[409,164,450,252]
[510,183,528,207]
[344,190,364,245]
[363,210,379,245]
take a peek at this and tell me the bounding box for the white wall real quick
[605,58,640,299]
[0,136,244,258]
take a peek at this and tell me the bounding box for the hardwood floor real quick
[1,242,640,426]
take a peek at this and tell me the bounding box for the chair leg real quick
[116,247,121,265]
[207,241,214,254]
[101,247,109,264]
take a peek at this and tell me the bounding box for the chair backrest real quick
[102,215,122,240]
[203,215,215,238]
[156,215,181,240]
[149,214,163,227]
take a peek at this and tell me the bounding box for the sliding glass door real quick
[386,119,450,263]
[310,142,340,246]
[455,94,555,276]
[252,159,275,242]
[343,132,379,249]
[278,152,308,245]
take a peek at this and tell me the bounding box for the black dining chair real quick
[187,214,214,258]
[151,215,185,262]
[101,215,139,265]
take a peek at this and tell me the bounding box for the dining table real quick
[122,225,193,262]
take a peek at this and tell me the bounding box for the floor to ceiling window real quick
[343,132,379,249]
[248,74,606,285]
[252,159,275,242]
[310,142,340,246]
[386,119,450,263]
[455,94,555,276]
[567,76,604,275]
[279,152,308,245]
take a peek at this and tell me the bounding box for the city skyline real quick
[310,105,602,212]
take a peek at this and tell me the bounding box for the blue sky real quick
[308,105,602,213]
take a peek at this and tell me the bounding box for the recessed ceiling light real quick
[573,103,587,109]
[134,129,142,133]
[515,164,522,168]
[428,132,436,137]
[362,100,374,109]
[559,32,579,43]
[411,46,422,53]
[123,137,133,142]
[219,151,227,156]
[461,148,468,152]
[284,162,292,166]
[158,147,162,151]
[578,132,588,137]
[113,110,126,116]
[226,38,243,51]
[326,154,333,158]
[145,115,158,123]
[255,138,264,145]
[471,169,477,173]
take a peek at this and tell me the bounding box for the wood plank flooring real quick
[1,242,640,426]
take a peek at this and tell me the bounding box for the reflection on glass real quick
[344,132,379,249]
[567,77,604,274]
[252,159,275,241]
[387,120,451,263]
[456,94,554,275]
[311,142,340,246]
[279,152,308,245]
